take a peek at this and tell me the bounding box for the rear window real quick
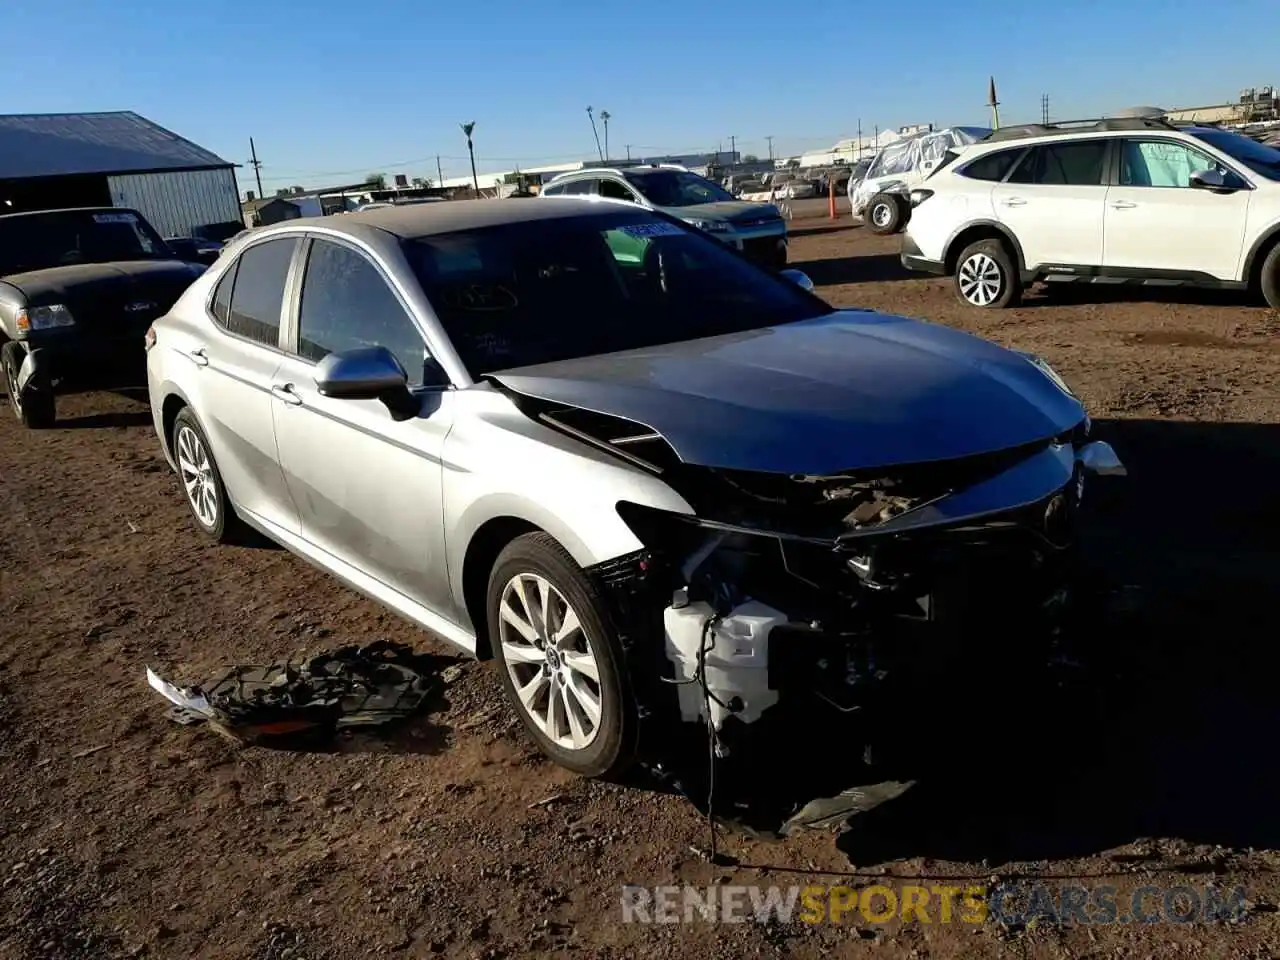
[958,148,1024,182]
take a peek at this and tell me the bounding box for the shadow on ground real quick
[789,253,913,287]
[1019,282,1265,311]
[641,419,1280,868]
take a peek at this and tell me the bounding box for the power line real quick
[242,133,863,185]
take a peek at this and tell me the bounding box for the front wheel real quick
[865,193,906,234]
[954,239,1022,308]
[1,341,55,429]
[1260,242,1280,310]
[487,532,635,778]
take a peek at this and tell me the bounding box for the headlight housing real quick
[1019,351,1075,398]
[687,218,732,234]
[15,304,76,334]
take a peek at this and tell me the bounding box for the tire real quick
[865,193,905,234]
[953,239,1023,309]
[171,407,239,543]
[487,532,635,778]
[1,341,56,429]
[1260,242,1280,310]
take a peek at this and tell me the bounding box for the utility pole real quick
[1041,93,1050,125]
[625,144,632,160]
[729,134,736,161]
[248,137,264,197]
[436,155,443,187]
[856,119,862,158]
[988,76,1002,130]
[460,122,479,195]
[765,135,774,160]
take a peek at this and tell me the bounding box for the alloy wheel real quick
[872,202,892,228]
[175,424,219,528]
[498,572,603,751]
[958,252,1004,306]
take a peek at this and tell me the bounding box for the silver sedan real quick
[145,198,1123,777]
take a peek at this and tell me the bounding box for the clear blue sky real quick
[5,0,1277,197]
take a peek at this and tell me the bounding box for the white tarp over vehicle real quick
[852,126,991,214]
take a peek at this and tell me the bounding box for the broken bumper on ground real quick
[593,433,1126,750]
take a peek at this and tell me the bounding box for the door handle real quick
[1110,200,1137,209]
[1001,197,1026,207]
[188,347,209,367]
[270,383,303,406]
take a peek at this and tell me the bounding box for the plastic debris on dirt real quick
[145,640,438,744]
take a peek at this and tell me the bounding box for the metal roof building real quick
[0,111,242,238]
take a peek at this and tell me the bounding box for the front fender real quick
[16,346,46,392]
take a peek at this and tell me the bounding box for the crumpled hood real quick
[2,260,206,305]
[668,201,783,224]
[491,310,1087,476]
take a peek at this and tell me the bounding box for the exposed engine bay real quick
[502,388,1127,752]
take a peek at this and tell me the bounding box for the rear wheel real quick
[487,532,634,778]
[866,193,906,234]
[172,408,239,543]
[1260,242,1280,309]
[1,342,55,429]
[954,239,1022,309]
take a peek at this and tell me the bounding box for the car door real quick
[1102,137,1251,280]
[990,138,1110,270]
[270,235,458,619]
[197,236,301,535]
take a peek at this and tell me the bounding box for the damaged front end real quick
[582,417,1125,754]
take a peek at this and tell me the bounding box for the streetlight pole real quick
[600,111,611,161]
[460,122,479,195]
[586,106,604,162]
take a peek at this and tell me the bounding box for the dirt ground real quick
[3,213,1280,960]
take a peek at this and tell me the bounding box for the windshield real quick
[1193,130,1280,181]
[0,209,171,276]
[623,170,736,207]
[402,210,831,376]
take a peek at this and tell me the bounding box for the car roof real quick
[262,197,629,241]
[0,205,134,222]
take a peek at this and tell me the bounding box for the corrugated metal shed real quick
[108,169,243,237]
[0,111,231,179]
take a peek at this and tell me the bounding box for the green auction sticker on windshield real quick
[619,222,684,238]
[93,212,138,224]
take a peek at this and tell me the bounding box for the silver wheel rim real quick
[958,253,1003,306]
[175,424,218,528]
[872,202,892,227]
[499,572,603,751]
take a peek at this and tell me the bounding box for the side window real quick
[598,178,637,202]
[562,179,596,196]
[542,183,566,196]
[210,261,237,326]
[1007,140,1108,186]
[1120,140,1221,187]
[297,239,431,387]
[225,237,297,347]
[960,148,1024,182]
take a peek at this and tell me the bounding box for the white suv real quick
[900,117,1280,309]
